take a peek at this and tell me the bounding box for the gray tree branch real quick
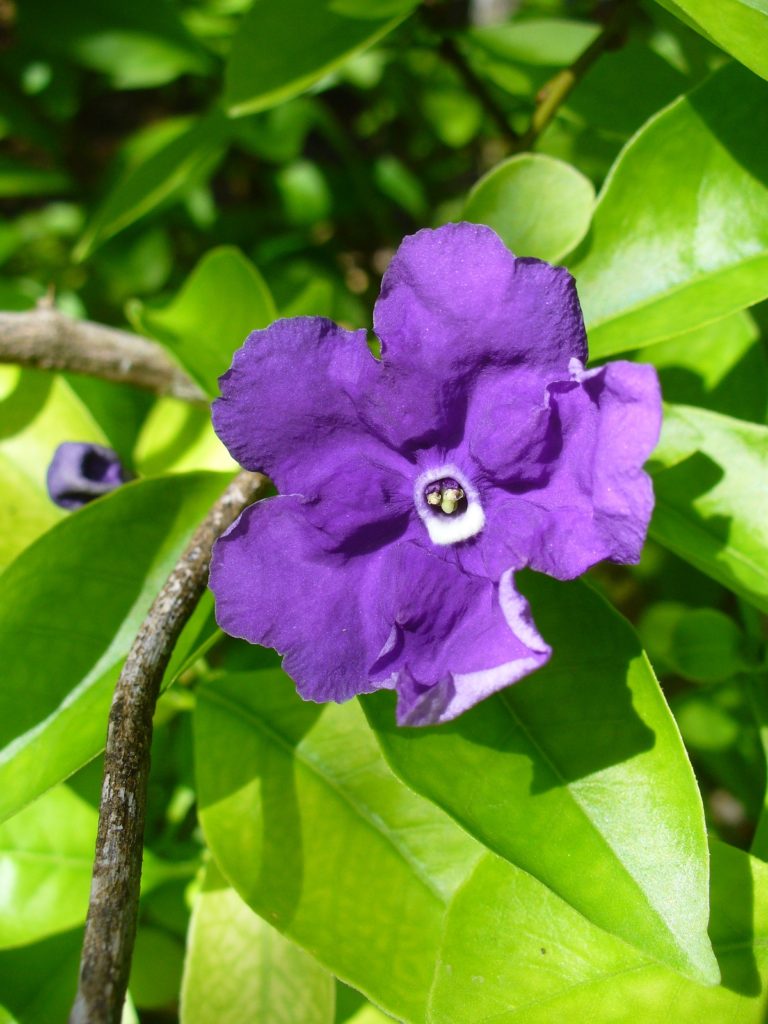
[70,469,265,1024]
[0,308,205,403]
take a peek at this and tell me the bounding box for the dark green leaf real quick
[75,113,230,260]
[224,0,414,117]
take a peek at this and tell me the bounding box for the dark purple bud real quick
[46,442,132,510]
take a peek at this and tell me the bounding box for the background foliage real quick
[1,0,767,1020]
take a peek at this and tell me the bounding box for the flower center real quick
[423,478,467,516]
[414,465,485,546]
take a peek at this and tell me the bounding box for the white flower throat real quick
[414,465,485,546]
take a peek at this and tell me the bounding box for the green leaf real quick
[0,471,231,824]
[0,158,71,198]
[133,398,236,477]
[224,0,414,118]
[0,367,109,573]
[464,153,594,263]
[636,311,768,424]
[17,0,212,89]
[0,786,95,948]
[0,930,82,1024]
[573,64,768,356]
[181,859,335,1024]
[649,404,768,612]
[129,246,276,397]
[129,926,185,1010]
[654,0,768,82]
[75,112,230,260]
[427,842,767,1023]
[670,608,748,683]
[195,669,482,1022]
[363,574,718,985]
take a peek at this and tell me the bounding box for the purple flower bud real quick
[209,224,662,725]
[46,442,131,510]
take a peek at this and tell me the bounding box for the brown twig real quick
[514,0,633,152]
[0,307,205,403]
[438,35,519,146]
[69,469,265,1024]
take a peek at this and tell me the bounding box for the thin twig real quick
[69,469,265,1024]
[438,36,519,145]
[0,307,205,403]
[514,0,633,152]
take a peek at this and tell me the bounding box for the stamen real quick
[423,479,467,517]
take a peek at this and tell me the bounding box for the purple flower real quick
[210,224,661,726]
[46,442,131,510]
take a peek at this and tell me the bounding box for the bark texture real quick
[0,308,205,403]
[70,469,264,1024]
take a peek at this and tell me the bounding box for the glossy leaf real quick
[655,0,768,82]
[573,64,768,356]
[129,246,276,397]
[427,842,768,1023]
[363,574,718,984]
[649,404,768,612]
[74,112,230,260]
[464,153,594,262]
[224,0,414,117]
[636,311,768,424]
[181,860,335,1024]
[0,471,231,824]
[195,669,482,1022]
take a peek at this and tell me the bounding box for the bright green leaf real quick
[464,153,594,262]
[75,112,230,260]
[574,64,768,356]
[0,471,231,824]
[364,574,718,985]
[195,669,482,1022]
[427,842,768,1023]
[181,859,335,1024]
[649,404,768,612]
[636,311,768,424]
[224,0,414,117]
[0,786,95,948]
[655,0,768,82]
[129,246,276,398]
[133,398,236,477]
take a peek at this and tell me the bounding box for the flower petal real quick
[213,317,381,493]
[210,495,393,703]
[374,223,587,382]
[371,543,551,725]
[300,448,416,554]
[471,361,662,581]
